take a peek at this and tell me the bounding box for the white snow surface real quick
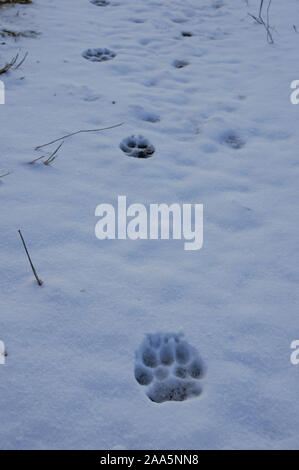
[1,0,299,450]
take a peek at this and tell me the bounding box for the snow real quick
[0,0,299,450]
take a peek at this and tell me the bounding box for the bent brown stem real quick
[35,122,125,150]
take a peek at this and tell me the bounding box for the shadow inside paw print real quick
[181,31,193,37]
[173,59,189,69]
[142,113,160,123]
[90,0,110,5]
[135,333,205,403]
[82,48,116,62]
[223,134,245,150]
[120,135,155,158]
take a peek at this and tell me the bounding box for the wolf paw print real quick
[135,333,205,403]
[82,48,116,62]
[120,135,155,158]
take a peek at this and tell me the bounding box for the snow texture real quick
[0,0,299,451]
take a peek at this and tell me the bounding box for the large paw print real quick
[120,135,155,158]
[82,48,116,62]
[135,333,205,403]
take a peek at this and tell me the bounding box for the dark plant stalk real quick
[18,230,43,286]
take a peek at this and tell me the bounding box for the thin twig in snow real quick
[0,52,28,75]
[249,0,274,44]
[43,141,64,165]
[18,229,43,286]
[14,51,28,69]
[28,154,47,164]
[259,0,264,19]
[29,141,64,165]
[35,122,124,150]
[0,1,32,5]
[0,171,10,178]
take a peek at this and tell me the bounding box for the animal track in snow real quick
[82,48,116,62]
[135,333,204,403]
[141,113,160,123]
[120,135,155,158]
[212,0,225,8]
[171,17,189,24]
[90,0,110,5]
[173,59,189,69]
[203,118,246,150]
[128,18,147,24]
[131,105,160,123]
[223,134,246,150]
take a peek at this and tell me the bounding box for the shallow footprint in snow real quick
[171,18,189,24]
[223,134,245,150]
[135,333,205,403]
[90,0,110,5]
[129,18,147,24]
[173,59,189,69]
[120,135,155,158]
[82,48,116,62]
[141,113,160,123]
[131,105,160,123]
[212,0,225,8]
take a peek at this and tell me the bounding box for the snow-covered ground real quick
[1,0,299,450]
